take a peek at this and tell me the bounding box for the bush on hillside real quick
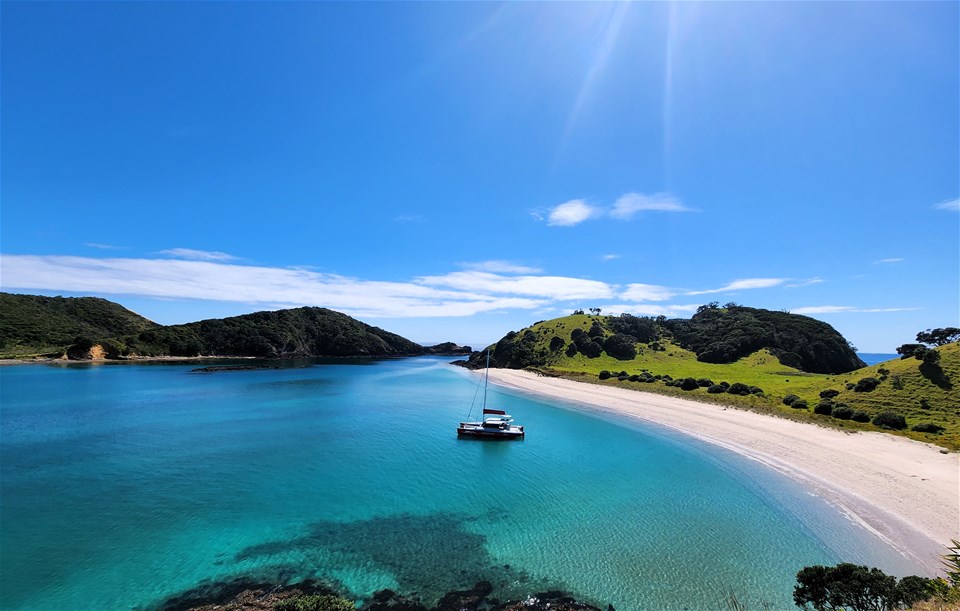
[854,377,881,392]
[783,394,800,406]
[602,333,637,360]
[872,411,907,430]
[814,401,834,416]
[832,405,854,420]
[565,342,578,357]
[598,370,611,380]
[912,422,945,434]
[588,322,604,338]
[851,410,871,423]
[580,341,602,358]
[923,349,941,365]
[549,336,566,351]
[748,385,764,395]
[819,389,840,399]
[727,382,751,396]
[680,377,700,391]
[275,594,354,611]
[696,378,713,387]
[707,384,726,394]
[791,399,809,410]
[608,314,659,343]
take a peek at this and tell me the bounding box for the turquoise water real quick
[0,358,918,610]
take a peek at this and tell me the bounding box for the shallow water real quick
[0,357,919,610]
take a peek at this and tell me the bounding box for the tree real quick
[793,563,915,611]
[549,336,566,352]
[589,307,602,315]
[602,333,637,360]
[916,327,960,346]
[896,343,925,359]
[923,349,941,366]
[873,411,907,430]
[680,377,699,390]
[572,309,585,315]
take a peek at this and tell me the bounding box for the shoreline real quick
[483,368,959,576]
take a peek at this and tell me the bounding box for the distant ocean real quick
[859,353,899,365]
[0,358,919,610]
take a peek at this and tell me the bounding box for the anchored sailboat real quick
[457,351,525,440]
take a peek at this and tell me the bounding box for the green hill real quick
[112,307,424,358]
[462,310,960,450]
[0,292,159,357]
[1,293,429,359]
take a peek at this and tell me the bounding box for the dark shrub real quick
[707,384,726,394]
[819,389,840,399]
[851,410,871,423]
[581,341,602,358]
[896,343,925,359]
[662,374,672,381]
[565,342,578,357]
[832,405,854,420]
[598,370,611,380]
[628,374,641,382]
[783,394,800,406]
[588,321,604,338]
[923,349,941,365]
[891,375,904,390]
[275,594,354,611]
[549,336,566,351]
[854,377,880,392]
[697,378,714,387]
[602,333,638,360]
[791,399,809,410]
[728,382,750,395]
[877,368,890,376]
[748,386,764,395]
[872,411,907,430]
[719,381,730,389]
[912,422,945,434]
[814,400,834,416]
[845,382,855,390]
[680,377,699,391]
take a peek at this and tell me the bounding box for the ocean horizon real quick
[0,357,921,609]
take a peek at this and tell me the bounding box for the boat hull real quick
[456,423,525,440]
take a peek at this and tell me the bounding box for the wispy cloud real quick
[459,260,542,274]
[547,199,602,227]
[620,283,674,302]
[601,254,621,261]
[790,305,920,315]
[873,258,904,265]
[933,198,959,212]
[84,242,127,250]
[157,248,239,262]
[394,214,425,223]
[785,277,824,288]
[686,278,787,295]
[610,192,692,219]
[0,255,547,319]
[540,192,692,227]
[416,271,614,301]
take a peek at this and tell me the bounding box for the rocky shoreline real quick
[158,578,610,611]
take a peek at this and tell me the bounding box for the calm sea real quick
[0,357,919,610]
[859,353,898,366]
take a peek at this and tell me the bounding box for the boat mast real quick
[483,349,490,413]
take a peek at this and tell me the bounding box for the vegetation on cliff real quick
[0,292,159,356]
[0,293,434,359]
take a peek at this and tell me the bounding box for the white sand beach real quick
[484,369,960,576]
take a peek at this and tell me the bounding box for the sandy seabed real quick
[484,369,959,576]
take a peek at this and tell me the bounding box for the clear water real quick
[0,357,919,610]
[858,353,898,365]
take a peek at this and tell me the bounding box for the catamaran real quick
[457,351,525,440]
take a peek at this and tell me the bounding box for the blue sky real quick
[2,2,957,352]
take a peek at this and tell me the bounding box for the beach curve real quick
[483,368,959,576]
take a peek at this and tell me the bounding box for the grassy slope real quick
[496,314,960,450]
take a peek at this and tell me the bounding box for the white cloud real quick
[460,260,542,274]
[686,278,786,295]
[601,254,621,261]
[790,305,920,315]
[785,277,824,288]
[547,199,601,226]
[158,248,239,262]
[417,271,615,300]
[610,192,692,219]
[933,198,959,212]
[620,283,675,302]
[84,242,127,250]
[873,258,903,264]
[0,255,547,319]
